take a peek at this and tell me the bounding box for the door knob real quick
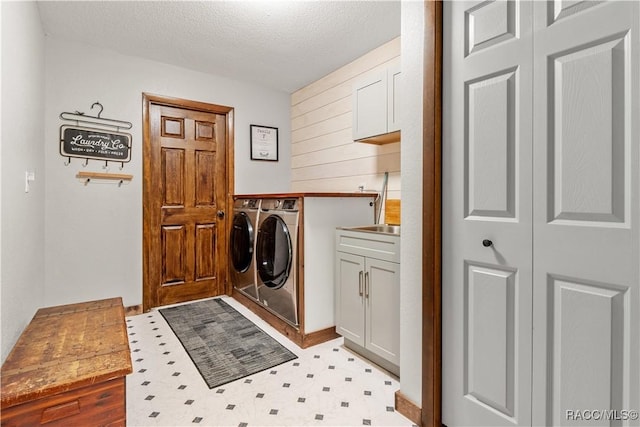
[482,239,493,247]
[217,210,225,219]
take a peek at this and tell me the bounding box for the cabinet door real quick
[387,62,401,133]
[365,258,400,366]
[335,251,365,347]
[352,69,387,140]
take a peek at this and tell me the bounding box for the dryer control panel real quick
[242,199,259,208]
[261,198,299,211]
[281,199,297,210]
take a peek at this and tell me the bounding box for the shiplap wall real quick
[290,37,401,202]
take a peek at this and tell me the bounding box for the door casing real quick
[421,2,443,427]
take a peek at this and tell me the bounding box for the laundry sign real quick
[60,125,132,162]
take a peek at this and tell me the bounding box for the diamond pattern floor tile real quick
[126,297,415,427]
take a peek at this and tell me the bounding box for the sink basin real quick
[346,224,401,235]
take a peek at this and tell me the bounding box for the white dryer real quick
[255,198,299,326]
[229,198,261,300]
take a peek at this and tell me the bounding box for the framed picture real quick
[250,125,279,161]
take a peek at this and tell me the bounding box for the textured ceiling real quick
[36,1,401,93]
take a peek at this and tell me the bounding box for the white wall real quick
[290,38,401,201]
[399,0,424,406]
[1,1,46,362]
[43,38,291,308]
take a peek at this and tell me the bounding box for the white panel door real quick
[445,1,639,427]
[531,1,640,425]
[442,1,534,426]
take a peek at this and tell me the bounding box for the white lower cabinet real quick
[335,229,400,374]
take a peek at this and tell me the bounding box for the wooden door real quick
[442,1,534,425]
[143,95,230,310]
[531,1,639,424]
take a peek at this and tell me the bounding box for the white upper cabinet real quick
[352,58,401,144]
[386,61,401,133]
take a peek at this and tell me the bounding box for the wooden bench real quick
[1,298,132,426]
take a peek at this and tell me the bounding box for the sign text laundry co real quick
[60,126,132,162]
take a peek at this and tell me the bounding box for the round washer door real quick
[229,212,254,273]
[256,215,292,289]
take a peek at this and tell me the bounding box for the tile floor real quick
[125,296,415,427]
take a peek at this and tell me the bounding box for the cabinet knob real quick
[482,239,493,247]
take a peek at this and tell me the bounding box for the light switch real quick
[25,171,36,193]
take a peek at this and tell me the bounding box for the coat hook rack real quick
[60,101,132,130]
[76,171,133,186]
[59,102,133,169]
[91,102,104,118]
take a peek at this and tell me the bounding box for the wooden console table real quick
[1,298,132,426]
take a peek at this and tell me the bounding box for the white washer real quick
[255,198,299,326]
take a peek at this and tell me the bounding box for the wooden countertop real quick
[234,192,378,199]
[1,297,133,408]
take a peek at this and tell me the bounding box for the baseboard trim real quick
[300,326,338,348]
[125,304,143,316]
[232,289,304,347]
[231,289,337,349]
[395,390,422,426]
